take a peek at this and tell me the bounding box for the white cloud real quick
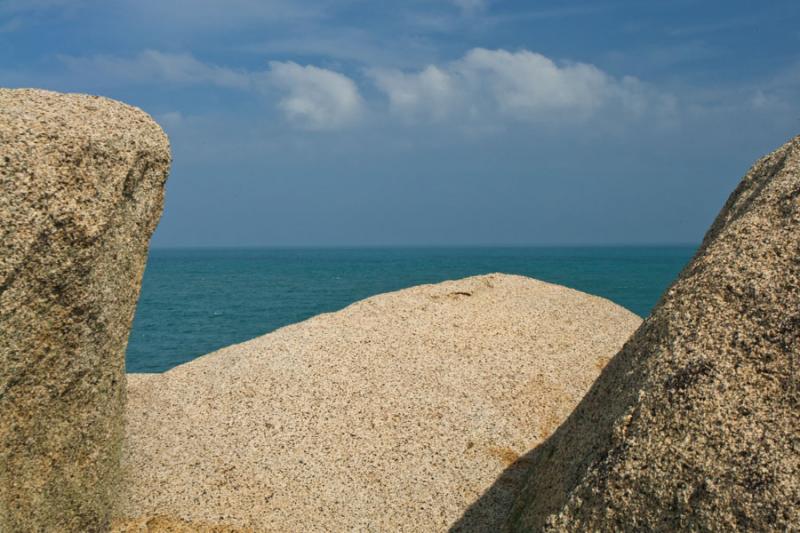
[368,65,456,121]
[157,111,184,129]
[57,47,672,131]
[370,48,663,123]
[60,50,251,89]
[265,61,364,130]
[59,51,365,131]
[457,48,628,117]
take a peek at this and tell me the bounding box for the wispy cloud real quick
[59,50,252,89]
[486,4,618,24]
[58,50,366,130]
[746,61,800,111]
[666,14,764,37]
[0,17,23,32]
[0,0,86,12]
[237,27,436,69]
[122,0,326,29]
[0,0,90,30]
[450,0,489,15]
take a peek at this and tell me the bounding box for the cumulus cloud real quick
[369,65,456,121]
[60,50,251,89]
[370,48,663,124]
[58,47,670,131]
[265,61,364,130]
[457,49,622,115]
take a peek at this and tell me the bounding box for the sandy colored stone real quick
[118,274,640,531]
[505,135,800,531]
[112,515,254,533]
[0,89,170,532]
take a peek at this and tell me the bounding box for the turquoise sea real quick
[126,246,697,373]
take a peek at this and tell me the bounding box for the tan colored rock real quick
[111,515,254,533]
[0,89,170,532]
[506,135,800,531]
[118,274,640,531]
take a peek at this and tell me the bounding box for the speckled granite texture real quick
[506,135,800,531]
[0,89,170,532]
[118,274,640,531]
[112,515,255,533]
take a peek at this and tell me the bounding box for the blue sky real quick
[2,0,799,246]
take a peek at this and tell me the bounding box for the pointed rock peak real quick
[507,135,800,531]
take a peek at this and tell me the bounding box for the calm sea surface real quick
[126,246,697,372]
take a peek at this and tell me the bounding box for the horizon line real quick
[149,242,701,250]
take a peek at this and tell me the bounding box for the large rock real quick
[506,135,800,530]
[112,515,254,532]
[117,274,641,531]
[0,89,170,531]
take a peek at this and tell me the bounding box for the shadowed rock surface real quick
[505,135,800,531]
[118,274,640,531]
[0,89,170,532]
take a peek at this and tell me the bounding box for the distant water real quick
[126,246,697,373]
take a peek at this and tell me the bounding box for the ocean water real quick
[126,246,697,373]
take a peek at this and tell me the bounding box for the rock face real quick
[0,89,170,532]
[118,274,641,531]
[112,515,255,533]
[507,136,800,531]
